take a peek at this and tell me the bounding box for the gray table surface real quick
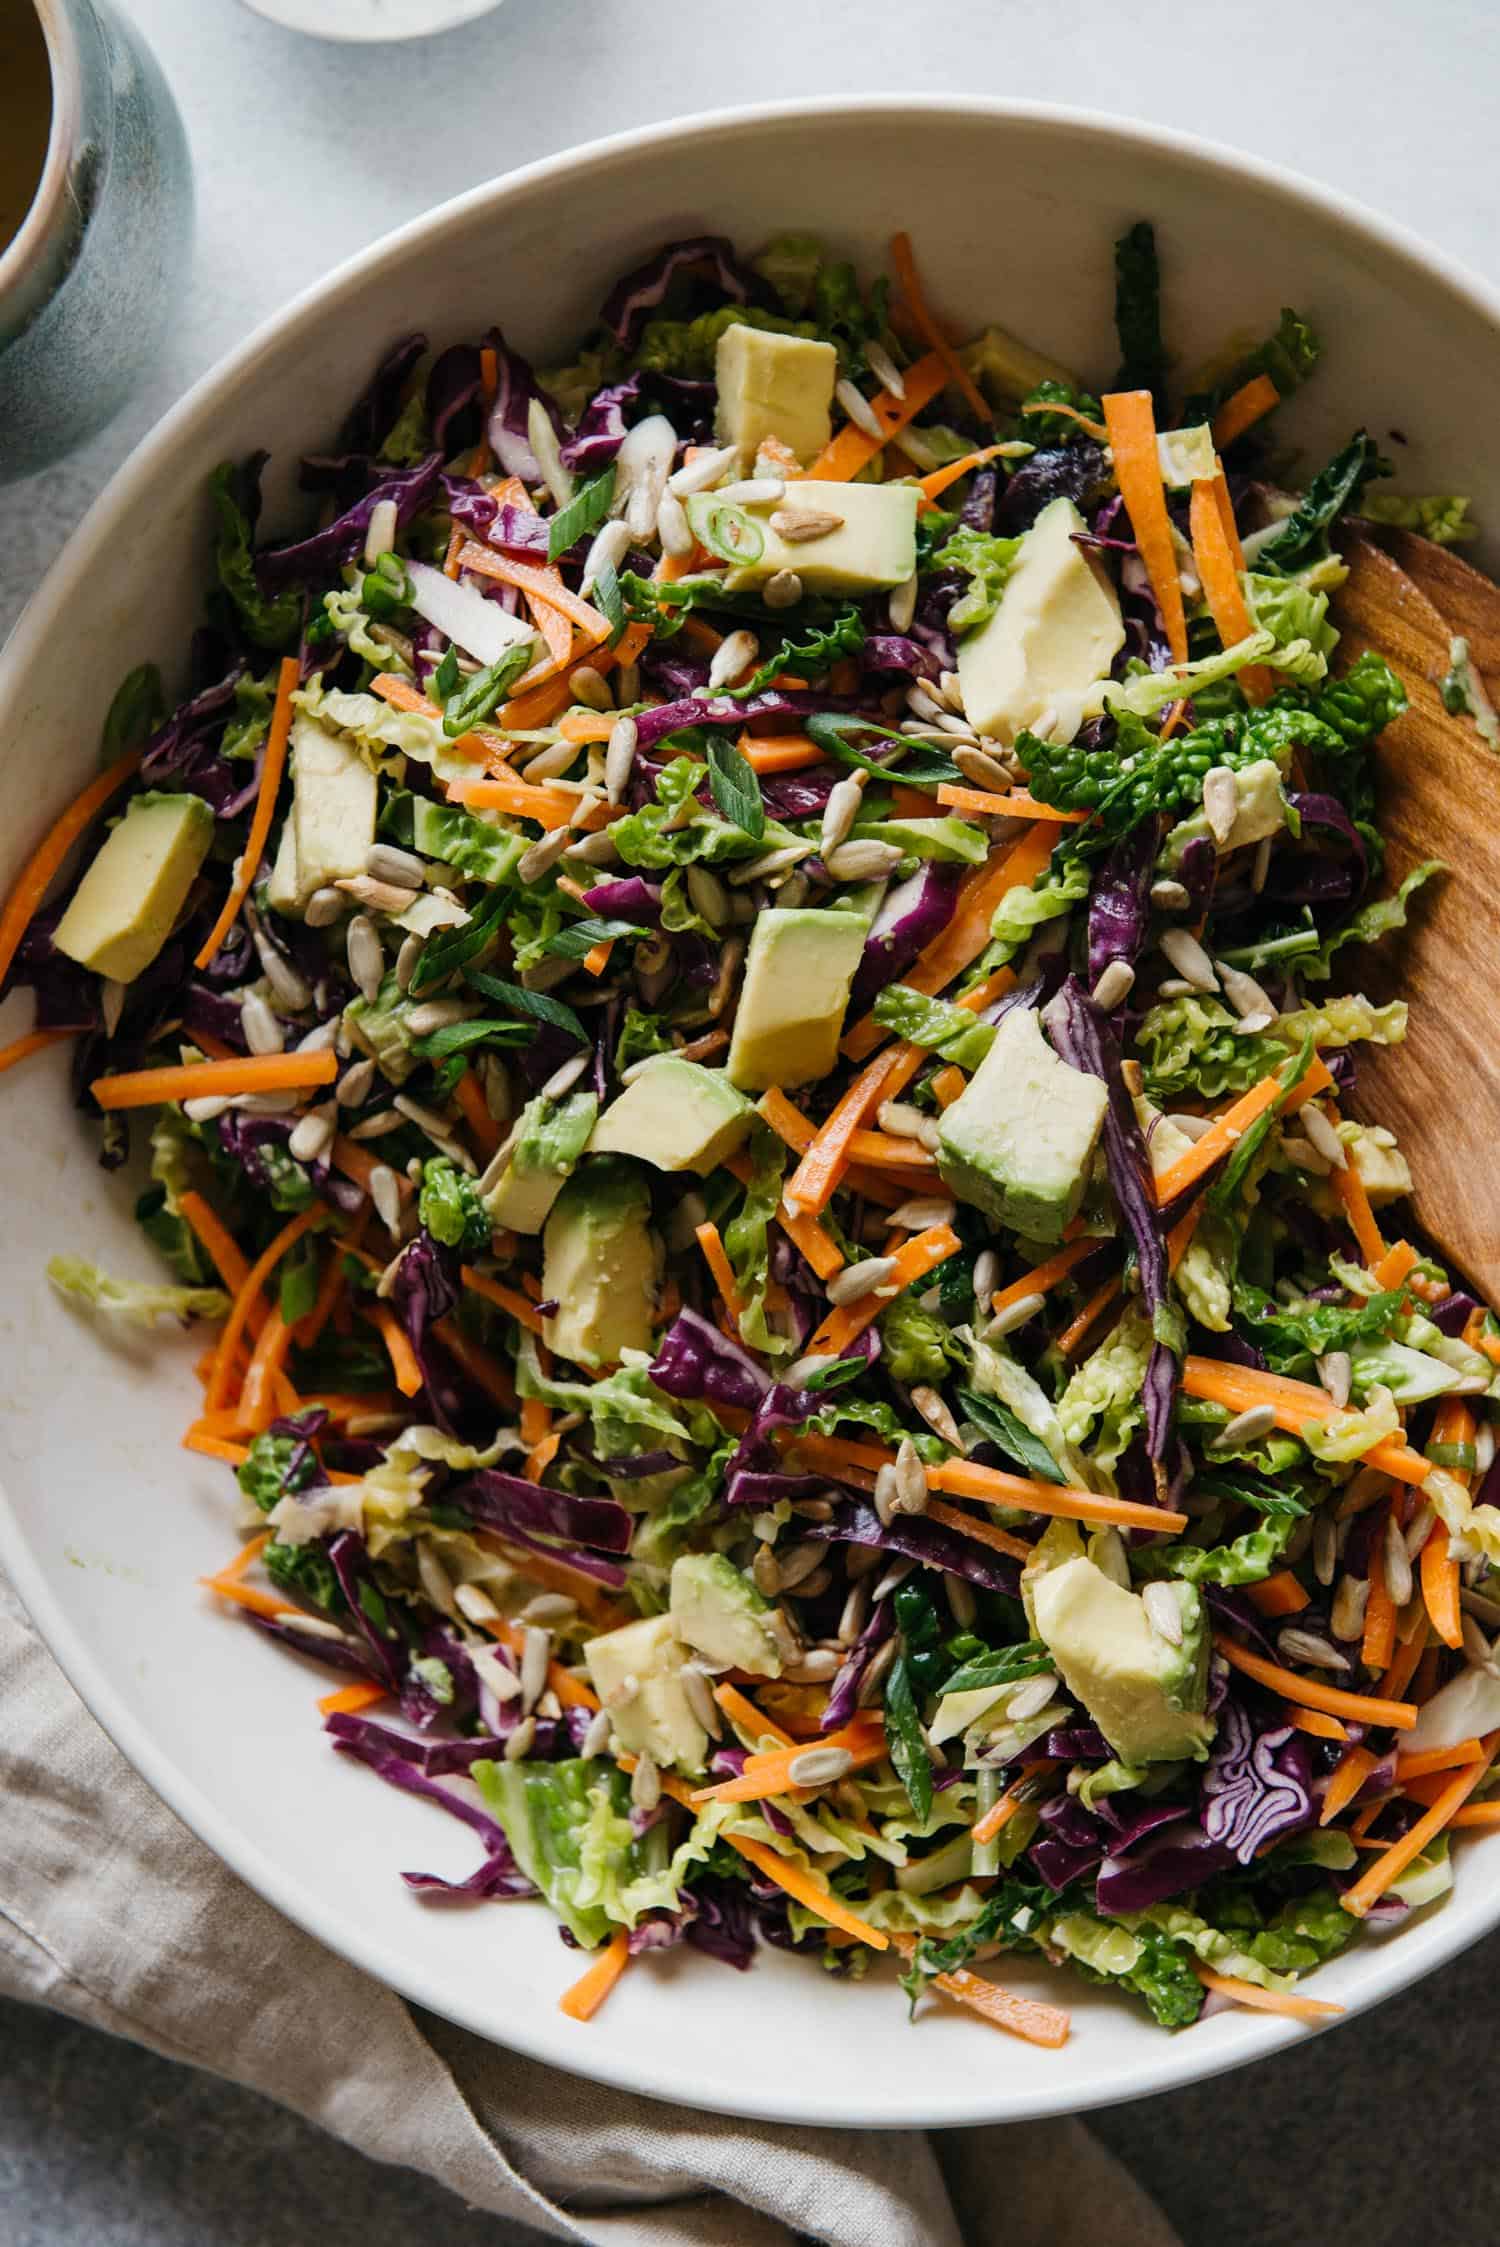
[5,0,1500,2239]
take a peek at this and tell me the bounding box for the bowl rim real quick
[5,91,1500,2129]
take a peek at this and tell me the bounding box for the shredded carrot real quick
[1182,1357,1431,1488]
[723,1142,842,1280]
[805,349,950,483]
[972,1760,1055,1847]
[1371,1239,1418,1292]
[331,1133,414,1205]
[178,1189,260,1328]
[843,825,1055,1060]
[369,1304,424,1398]
[690,1718,886,1804]
[1447,1802,1500,1828]
[455,542,609,644]
[1021,397,1109,440]
[934,782,1088,823]
[519,1394,551,1451]
[842,1128,938,1170]
[1332,1156,1386,1269]
[1319,1745,1379,1827]
[453,1067,502,1159]
[559,1928,630,2021]
[445,768,597,831]
[0,1024,81,1078]
[91,1048,337,1111]
[1397,1737,1487,1783]
[195,656,298,969]
[1361,1511,1398,1671]
[1152,1056,1334,1207]
[1248,1571,1311,1619]
[204,1205,325,1414]
[802,1223,960,1357]
[1056,1279,1122,1359]
[1421,1520,1464,1651]
[1342,1735,1500,1916]
[925,1498,1033,1564]
[1193,1964,1342,2021]
[888,1930,1069,2046]
[781,1051,906,1220]
[502,620,653,732]
[1286,1706,1349,1743]
[1211,373,1281,451]
[239,1306,293,1434]
[461,1265,548,1335]
[695,1220,745,1326]
[888,234,993,424]
[916,443,1011,507]
[1101,392,1188,665]
[724,1833,888,1950]
[1215,1634,1418,1730]
[0,742,146,991]
[319,1681,389,1717]
[1377,1624,1431,1707]
[1188,476,1272,704]
[989,1239,1099,1318]
[738,732,826,776]
[524,1429,564,1482]
[557,710,616,746]
[714,1682,797,1752]
[200,1572,299,1621]
[215,1531,271,1583]
[929,1456,1188,1535]
[930,1064,966,1109]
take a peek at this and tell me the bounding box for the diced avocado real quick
[960,324,1080,408]
[541,1158,660,1368]
[726,480,918,597]
[484,1090,600,1236]
[1156,424,1217,488]
[584,1611,708,1773]
[850,816,988,865]
[54,792,214,984]
[726,906,868,1091]
[670,1552,784,1677]
[1031,1555,1215,1765]
[1346,1121,1412,1209]
[344,972,423,1083]
[290,711,378,899]
[590,1058,753,1175]
[714,323,837,463]
[1158,759,1288,877]
[956,496,1124,744]
[937,1006,1107,1241]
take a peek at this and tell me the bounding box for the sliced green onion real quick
[687,495,765,567]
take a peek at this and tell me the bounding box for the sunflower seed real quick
[911,1385,963,1448]
[982,1291,1043,1340]
[303,886,346,928]
[540,1052,590,1102]
[520,737,581,782]
[827,1255,898,1307]
[1150,878,1191,911]
[1278,1625,1350,1672]
[401,999,473,1040]
[496,1716,535,1763]
[887,573,918,633]
[686,864,730,926]
[1160,926,1218,991]
[518,1593,576,1628]
[655,487,694,557]
[1091,959,1135,1011]
[1462,1586,1500,1627]
[837,1582,871,1645]
[1462,1613,1499,1673]
[728,841,812,885]
[770,506,847,542]
[865,341,906,400]
[347,1107,402,1141]
[616,413,677,536]
[630,1752,662,1812]
[785,1648,841,1685]
[346,916,384,1003]
[573,1707,611,1762]
[337,1055,376,1108]
[518,1625,551,1713]
[667,443,739,497]
[587,715,637,811]
[775,1541,827,1593]
[1217,962,1276,1027]
[717,477,785,505]
[761,568,803,609]
[752,1543,781,1597]
[1202,766,1239,846]
[907,684,946,724]
[1381,1514,1415,1608]
[1478,1421,1498,1477]
[820,774,866,856]
[1156,978,1195,1000]
[517,828,571,882]
[239,990,283,1055]
[972,1248,999,1303]
[366,842,428,890]
[1300,1103,1348,1171]
[1211,1403,1278,1450]
[856,1636,900,1705]
[944,1576,977,1630]
[873,1461,901,1527]
[1281,1134,1332,1177]
[835,378,884,439]
[1164,1112,1215,1141]
[1312,1511,1338,1587]
[893,1436,928,1516]
[1318,1350,1352,1410]
[787,1745,855,1789]
[580,516,633,594]
[254,933,311,1012]
[1143,1581,1184,1646]
[182,1095,232,1123]
[877,1103,939,1152]
[708,629,759,692]
[562,828,621,867]
[707,935,745,1019]
[288,1102,336,1162]
[824,839,904,881]
[1007,1673,1059,1721]
[366,1162,404,1234]
[889,1194,957,1231]
[337,874,421,914]
[936,671,965,714]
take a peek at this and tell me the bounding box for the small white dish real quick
[239,0,505,43]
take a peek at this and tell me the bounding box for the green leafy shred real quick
[418,1158,491,1254]
[47,1257,228,1326]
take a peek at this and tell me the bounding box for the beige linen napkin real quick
[0,1570,1176,2246]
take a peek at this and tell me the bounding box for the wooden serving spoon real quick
[1328,527,1500,1292]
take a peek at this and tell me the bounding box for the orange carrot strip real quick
[1152,1057,1334,1207]
[1193,1965,1342,2022]
[215,1531,271,1583]
[934,783,1088,823]
[1215,1634,1419,1730]
[1447,1801,1500,1828]
[1286,1706,1349,1743]
[1422,1520,1464,1651]
[239,1306,293,1435]
[195,657,298,968]
[989,1239,1099,1318]
[801,1224,960,1355]
[519,1395,551,1452]
[780,1050,908,1220]
[690,1720,886,1804]
[0,1025,80,1077]
[559,1928,630,2021]
[929,1456,1188,1535]
[370,1304,424,1398]
[582,939,613,977]
[318,1681,389,1717]
[1332,1157,1386,1269]
[1377,1625,1431,1707]
[201,1573,300,1621]
[1342,1737,1500,1916]
[738,732,826,775]
[805,350,950,483]
[184,1427,251,1465]
[0,743,146,991]
[972,1760,1056,1847]
[1361,1515,1398,1672]
[455,542,609,643]
[917,443,1011,506]
[1248,1571,1311,1618]
[842,1128,938,1170]
[524,1430,564,1482]
[925,1498,1033,1564]
[1371,1239,1418,1292]
[1211,373,1281,451]
[444,769,595,829]
[714,1682,798,1752]
[91,1049,337,1111]
[1397,1737,1487,1783]
[724,1833,888,1950]
[1189,476,1272,704]
[557,710,616,745]
[887,235,992,423]
[930,1065,966,1109]
[178,1189,262,1334]
[1056,1279,1122,1358]
[843,825,1055,1060]
[430,1320,514,1411]
[1102,391,1188,664]
[204,1205,324,1414]
[1182,1357,1431,1487]
[695,1221,745,1326]
[330,1133,414,1204]
[887,1930,1069,2046]
[723,1144,842,1280]
[1319,1745,1379,1827]
[451,1068,502,1161]
[461,1266,548,1335]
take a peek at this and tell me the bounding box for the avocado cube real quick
[726,907,868,1092]
[54,792,214,984]
[670,1553,785,1677]
[484,1161,569,1237]
[714,323,837,464]
[1031,1556,1214,1765]
[290,711,378,898]
[541,1159,659,1368]
[956,496,1124,744]
[584,1612,708,1773]
[589,1058,753,1176]
[264,817,303,918]
[937,1005,1107,1241]
[727,480,918,597]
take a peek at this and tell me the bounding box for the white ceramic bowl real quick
[5,98,1500,2130]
